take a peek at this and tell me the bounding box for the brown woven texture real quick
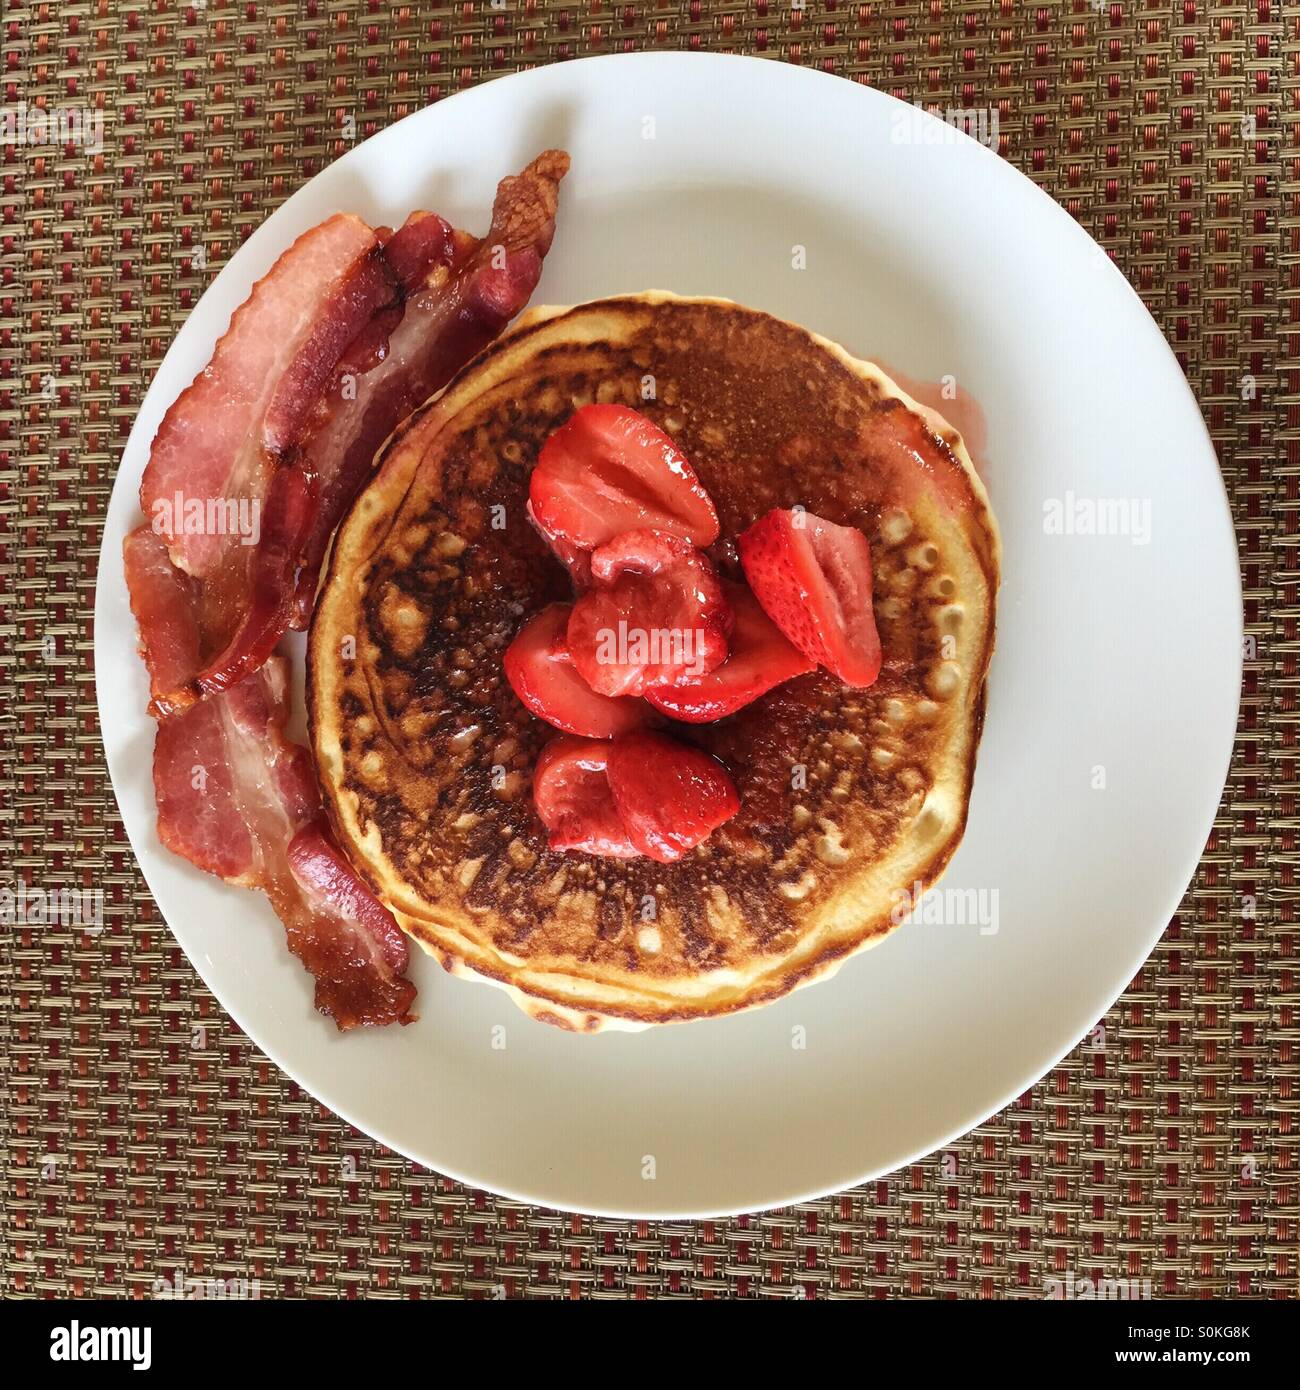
[1,0,1294,1300]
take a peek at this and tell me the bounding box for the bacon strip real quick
[153,655,319,882]
[146,641,416,1029]
[140,152,570,710]
[186,465,318,701]
[283,824,417,1029]
[134,215,394,716]
[291,150,571,623]
[127,527,417,1028]
[141,214,387,579]
[124,152,570,1028]
[124,527,204,718]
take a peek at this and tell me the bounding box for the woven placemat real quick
[1,1,1293,1300]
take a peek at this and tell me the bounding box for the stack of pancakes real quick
[309,294,1000,1030]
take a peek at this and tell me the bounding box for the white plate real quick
[96,52,1241,1218]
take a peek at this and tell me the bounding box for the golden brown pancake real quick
[309,293,1000,1030]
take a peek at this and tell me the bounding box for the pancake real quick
[309,293,1000,1031]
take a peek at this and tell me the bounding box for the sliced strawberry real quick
[605,731,740,863]
[566,529,732,698]
[530,405,721,552]
[526,497,591,589]
[738,508,883,688]
[646,579,815,722]
[504,603,651,738]
[533,736,640,858]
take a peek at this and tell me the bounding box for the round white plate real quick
[96,53,1241,1218]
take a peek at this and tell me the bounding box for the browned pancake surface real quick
[310,295,998,1026]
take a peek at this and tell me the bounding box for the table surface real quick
[2,1,1295,1299]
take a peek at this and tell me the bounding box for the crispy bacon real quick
[149,652,416,1029]
[124,151,571,1028]
[189,466,318,701]
[141,214,388,579]
[129,522,416,1027]
[135,214,394,717]
[153,656,319,882]
[141,152,570,708]
[178,216,459,698]
[294,150,571,624]
[124,527,204,718]
[283,825,417,1029]
[379,209,458,292]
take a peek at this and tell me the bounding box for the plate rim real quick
[94,50,1242,1219]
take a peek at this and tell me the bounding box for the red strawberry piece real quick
[504,603,651,738]
[532,736,641,858]
[529,404,721,552]
[566,529,732,698]
[646,579,815,722]
[526,498,591,589]
[605,731,740,863]
[738,508,883,688]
